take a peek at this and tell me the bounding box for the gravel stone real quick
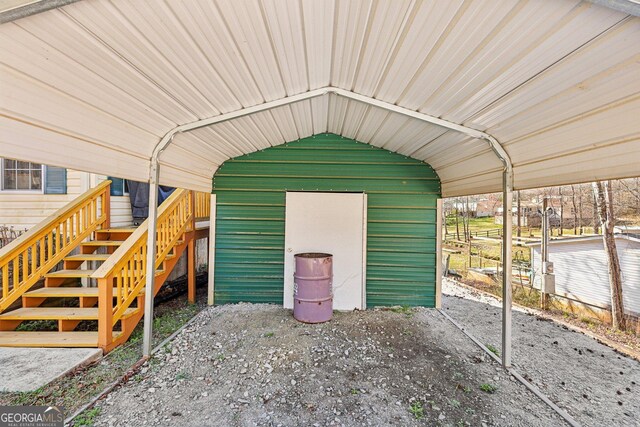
[90,294,637,427]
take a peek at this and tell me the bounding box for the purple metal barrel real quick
[293,253,333,323]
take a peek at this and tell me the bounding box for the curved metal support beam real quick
[143,86,515,364]
[149,86,512,170]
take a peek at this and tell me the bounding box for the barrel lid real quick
[294,252,332,258]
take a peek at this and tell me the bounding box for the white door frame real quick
[283,191,367,310]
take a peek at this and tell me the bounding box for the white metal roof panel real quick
[0,0,638,196]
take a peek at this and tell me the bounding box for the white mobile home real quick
[0,159,133,230]
[529,235,640,316]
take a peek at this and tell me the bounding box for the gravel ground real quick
[441,279,640,427]
[92,303,564,427]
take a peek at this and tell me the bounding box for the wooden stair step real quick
[0,331,122,348]
[24,287,102,298]
[45,269,95,279]
[81,240,124,247]
[97,228,137,233]
[43,268,165,281]
[24,287,144,298]
[0,307,138,321]
[64,254,111,262]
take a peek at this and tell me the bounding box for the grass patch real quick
[263,332,275,338]
[479,383,498,394]
[15,320,57,332]
[390,305,414,317]
[453,276,541,311]
[152,303,200,336]
[485,344,499,357]
[512,287,541,309]
[0,292,205,420]
[175,371,191,381]
[579,316,599,327]
[74,407,101,427]
[409,401,424,420]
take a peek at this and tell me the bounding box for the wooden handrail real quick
[194,191,211,220]
[93,189,194,349]
[0,181,111,312]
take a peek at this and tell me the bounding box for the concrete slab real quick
[0,348,102,392]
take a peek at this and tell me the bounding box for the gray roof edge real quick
[2,1,637,25]
[586,0,640,17]
[0,0,81,24]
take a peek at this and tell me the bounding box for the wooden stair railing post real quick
[103,187,111,230]
[97,276,113,350]
[91,189,193,353]
[0,181,112,313]
[187,191,196,304]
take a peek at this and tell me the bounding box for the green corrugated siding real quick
[213,134,441,307]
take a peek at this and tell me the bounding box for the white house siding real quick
[0,170,133,230]
[93,175,133,228]
[531,237,640,316]
[0,169,85,229]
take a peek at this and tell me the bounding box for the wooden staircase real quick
[0,183,209,352]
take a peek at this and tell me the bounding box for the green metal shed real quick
[211,133,441,308]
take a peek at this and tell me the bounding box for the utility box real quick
[542,273,556,294]
[542,261,555,293]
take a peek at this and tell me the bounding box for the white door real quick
[284,192,367,310]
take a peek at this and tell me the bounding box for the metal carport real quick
[1,0,639,367]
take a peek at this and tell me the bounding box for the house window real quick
[2,159,42,191]
[0,158,67,194]
[108,177,129,197]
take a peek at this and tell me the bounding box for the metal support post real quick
[501,169,513,368]
[142,161,159,357]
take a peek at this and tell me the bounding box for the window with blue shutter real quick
[44,166,67,194]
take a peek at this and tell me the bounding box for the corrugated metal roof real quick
[0,0,638,196]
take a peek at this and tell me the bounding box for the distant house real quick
[450,199,499,218]
[476,200,499,218]
[521,206,561,228]
[528,235,640,317]
[494,205,519,225]
[0,158,133,230]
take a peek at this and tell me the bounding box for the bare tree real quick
[516,191,521,237]
[464,196,470,241]
[578,184,584,235]
[592,192,601,234]
[443,206,449,236]
[619,178,640,214]
[593,181,626,331]
[558,186,564,236]
[455,198,460,241]
[571,185,578,235]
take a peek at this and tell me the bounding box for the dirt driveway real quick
[92,303,562,427]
